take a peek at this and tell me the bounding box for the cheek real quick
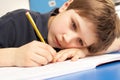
[49,14,71,35]
[50,20,67,33]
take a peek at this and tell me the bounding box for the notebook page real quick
[0,53,120,80]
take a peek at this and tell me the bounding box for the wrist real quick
[9,48,17,66]
[0,48,16,66]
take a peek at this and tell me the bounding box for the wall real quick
[30,0,67,13]
[0,0,29,16]
[0,0,120,17]
[116,5,120,17]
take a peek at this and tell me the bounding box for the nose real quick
[63,33,77,45]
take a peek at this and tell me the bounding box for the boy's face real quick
[48,9,97,49]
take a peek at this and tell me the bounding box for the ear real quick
[59,0,73,13]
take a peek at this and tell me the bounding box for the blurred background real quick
[0,0,120,17]
[114,0,120,17]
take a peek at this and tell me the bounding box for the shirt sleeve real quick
[0,12,16,48]
[0,9,42,48]
[0,9,30,48]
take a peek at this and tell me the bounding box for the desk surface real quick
[47,61,120,80]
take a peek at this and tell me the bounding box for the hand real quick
[14,40,56,67]
[53,48,88,62]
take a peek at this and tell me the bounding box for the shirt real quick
[0,9,55,48]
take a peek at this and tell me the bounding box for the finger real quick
[52,53,63,62]
[56,51,73,62]
[71,52,86,61]
[52,49,69,62]
[30,53,48,65]
[35,48,53,62]
[24,60,41,67]
[71,54,80,61]
[37,42,57,57]
[45,44,57,57]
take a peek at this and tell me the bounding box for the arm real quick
[0,41,56,67]
[0,48,16,66]
[53,38,120,62]
[53,48,89,62]
[105,38,120,53]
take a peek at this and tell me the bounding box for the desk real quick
[47,61,120,80]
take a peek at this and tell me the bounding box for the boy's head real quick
[67,0,120,54]
[48,0,120,55]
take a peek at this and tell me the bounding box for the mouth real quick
[55,36,61,48]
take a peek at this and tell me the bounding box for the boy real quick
[53,0,120,62]
[0,0,119,67]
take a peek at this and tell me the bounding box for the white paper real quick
[0,53,120,80]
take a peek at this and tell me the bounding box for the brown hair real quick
[67,0,120,54]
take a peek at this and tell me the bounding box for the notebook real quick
[0,53,120,80]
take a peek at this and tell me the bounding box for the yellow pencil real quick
[25,12,45,43]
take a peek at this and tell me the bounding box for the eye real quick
[78,38,84,46]
[72,21,77,31]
